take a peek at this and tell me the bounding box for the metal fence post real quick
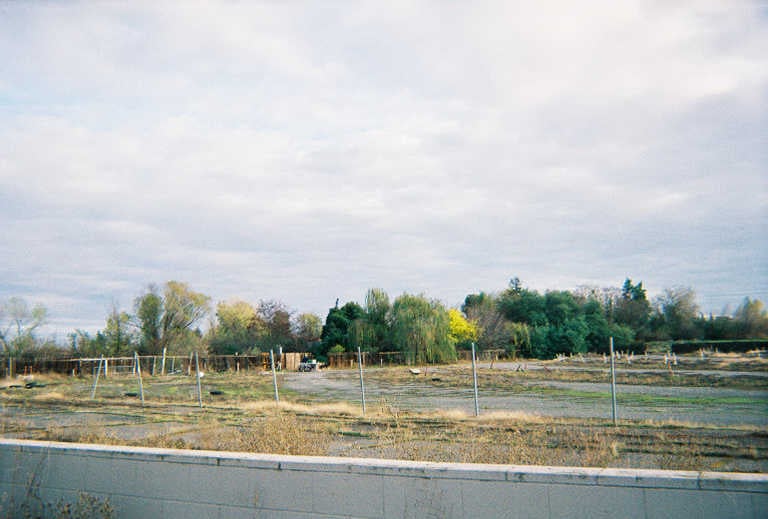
[357,347,366,416]
[134,352,145,406]
[195,351,203,408]
[270,349,279,406]
[471,342,480,417]
[90,355,103,399]
[609,337,617,426]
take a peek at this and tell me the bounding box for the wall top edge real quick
[2,438,767,488]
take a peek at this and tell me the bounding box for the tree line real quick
[1,278,766,362]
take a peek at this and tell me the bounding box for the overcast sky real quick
[1,1,766,336]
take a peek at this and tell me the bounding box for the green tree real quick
[103,303,134,356]
[391,294,455,363]
[363,288,391,351]
[700,314,738,340]
[348,318,376,352]
[534,316,589,358]
[70,329,107,358]
[497,284,547,326]
[613,278,651,340]
[346,289,393,353]
[134,285,163,354]
[293,313,323,350]
[543,291,579,327]
[209,300,265,354]
[506,321,531,358]
[320,301,364,355]
[583,299,611,352]
[134,281,210,354]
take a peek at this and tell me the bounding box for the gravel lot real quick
[283,367,768,427]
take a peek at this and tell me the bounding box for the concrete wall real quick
[1,439,766,518]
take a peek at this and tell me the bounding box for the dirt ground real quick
[1,353,766,473]
[281,360,768,427]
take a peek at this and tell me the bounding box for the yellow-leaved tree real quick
[447,308,479,349]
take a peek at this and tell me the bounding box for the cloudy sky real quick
[1,1,766,336]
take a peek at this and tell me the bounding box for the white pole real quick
[90,355,103,399]
[357,347,366,416]
[134,352,145,406]
[471,342,480,417]
[609,337,617,426]
[161,347,167,375]
[195,352,203,408]
[270,349,279,406]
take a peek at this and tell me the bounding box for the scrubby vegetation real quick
[4,278,767,369]
[2,358,766,474]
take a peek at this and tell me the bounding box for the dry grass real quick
[3,358,766,473]
[362,421,618,467]
[362,360,768,390]
[198,413,333,456]
[239,400,360,417]
[15,402,768,472]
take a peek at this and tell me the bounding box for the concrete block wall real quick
[1,439,766,518]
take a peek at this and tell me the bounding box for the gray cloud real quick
[0,1,765,335]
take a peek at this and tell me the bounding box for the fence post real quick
[134,352,145,406]
[90,356,103,399]
[195,352,203,408]
[471,342,480,417]
[270,349,280,406]
[609,337,617,426]
[161,348,167,375]
[357,347,366,416]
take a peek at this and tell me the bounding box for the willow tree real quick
[363,288,391,351]
[347,318,377,352]
[391,294,455,364]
